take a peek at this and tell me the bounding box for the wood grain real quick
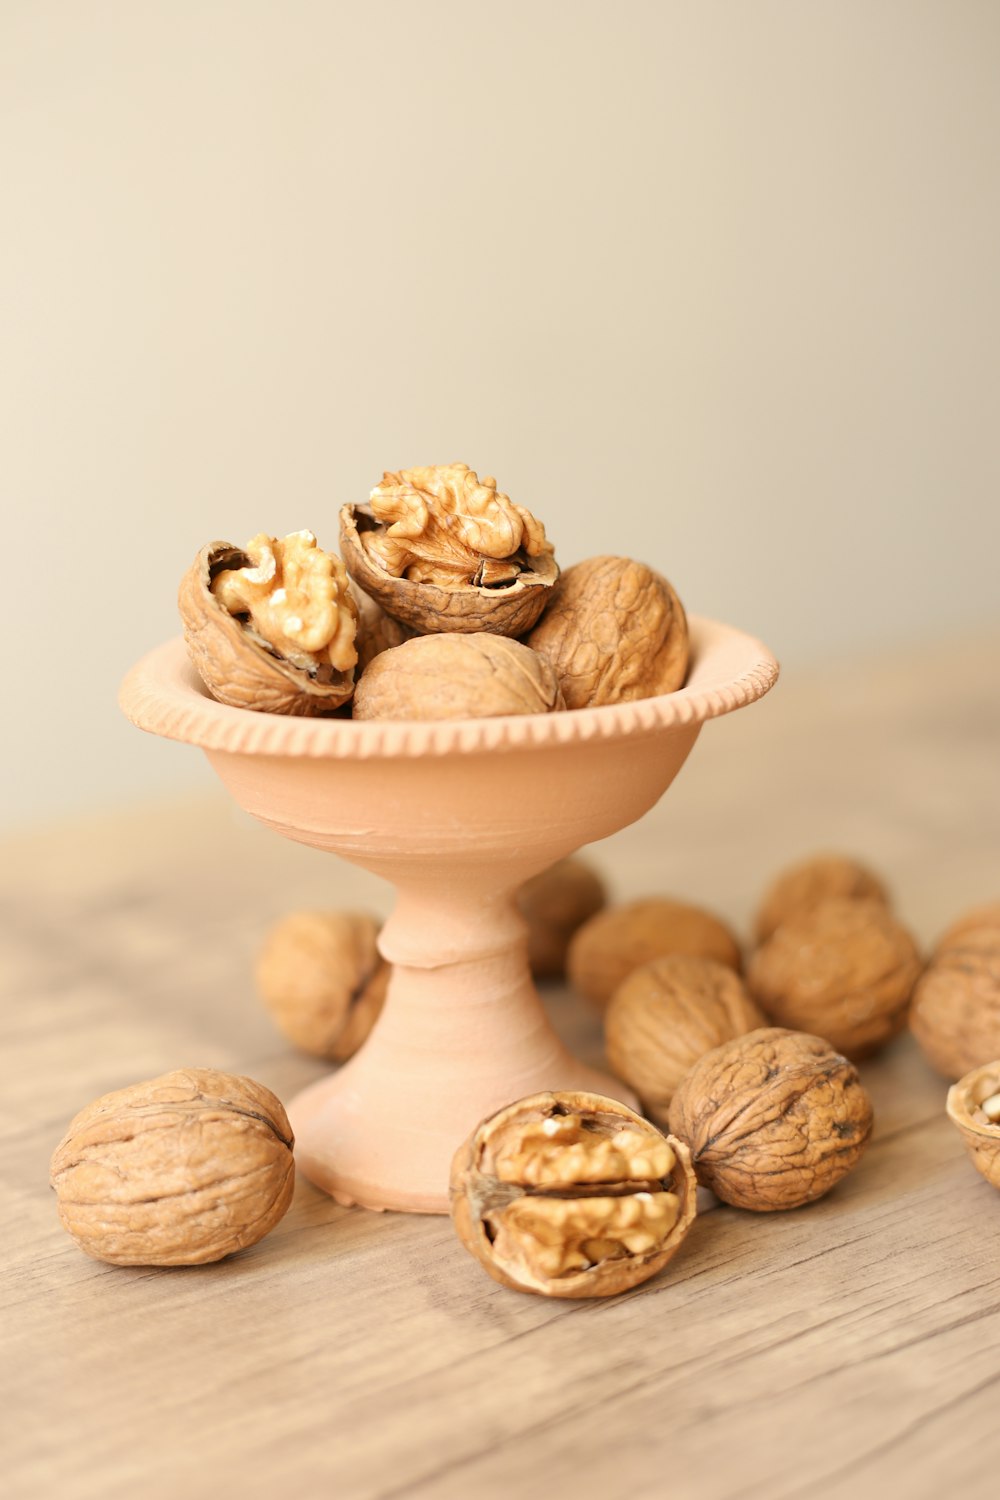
[3,630,1000,1499]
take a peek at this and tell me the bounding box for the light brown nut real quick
[946,1061,1000,1188]
[352,632,564,721]
[933,901,1000,958]
[910,931,1000,1079]
[50,1069,294,1266]
[567,897,743,1009]
[450,1091,697,1298]
[747,898,921,1060]
[755,853,890,944]
[179,536,357,714]
[518,858,608,980]
[668,1028,873,1211]
[340,465,558,636]
[256,911,389,1062]
[525,555,688,709]
[605,956,766,1126]
[351,584,415,674]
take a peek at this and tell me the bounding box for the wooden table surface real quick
[4,631,1000,1500]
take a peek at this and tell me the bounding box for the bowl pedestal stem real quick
[288,866,633,1215]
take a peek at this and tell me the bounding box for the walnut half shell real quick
[179,540,357,715]
[947,1062,1000,1189]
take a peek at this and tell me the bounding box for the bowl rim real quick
[119,615,779,761]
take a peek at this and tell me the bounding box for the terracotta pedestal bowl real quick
[120,617,777,1214]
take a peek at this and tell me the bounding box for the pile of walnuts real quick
[177,464,690,722]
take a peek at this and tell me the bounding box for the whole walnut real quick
[526,555,689,709]
[946,1061,1000,1189]
[605,956,766,1126]
[747,898,921,1059]
[933,901,1000,958]
[353,632,564,721]
[755,853,890,944]
[450,1091,697,1298]
[910,926,1000,1080]
[668,1028,874,1211]
[50,1069,295,1266]
[179,533,358,715]
[518,858,608,980]
[256,911,389,1062]
[567,897,742,1009]
[340,465,559,637]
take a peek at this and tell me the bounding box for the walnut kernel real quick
[604,956,766,1126]
[747,897,921,1059]
[668,1028,873,1211]
[256,911,388,1062]
[526,555,689,708]
[352,632,564,721]
[50,1069,294,1265]
[755,853,890,943]
[450,1091,696,1297]
[567,897,742,1009]
[518,858,608,980]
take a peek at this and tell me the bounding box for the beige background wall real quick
[2,1,998,829]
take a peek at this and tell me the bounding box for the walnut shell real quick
[256,911,389,1062]
[179,542,355,714]
[450,1091,697,1298]
[605,956,766,1126]
[910,930,1000,1079]
[50,1068,295,1266]
[341,502,558,637]
[668,1028,874,1211]
[567,897,743,1009]
[747,897,921,1060]
[946,1061,1000,1189]
[755,853,890,944]
[933,901,1000,957]
[518,858,608,980]
[353,633,564,721]
[351,584,415,674]
[525,555,689,709]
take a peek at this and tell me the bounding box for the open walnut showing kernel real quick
[340,465,558,637]
[450,1091,697,1298]
[179,532,359,714]
[947,1062,1000,1189]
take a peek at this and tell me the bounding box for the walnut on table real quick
[668,1028,874,1211]
[604,955,766,1126]
[341,465,558,637]
[754,853,890,944]
[450,1091,697,1297]
[50,1069,295,1266]
[910,917,1000,1079]
[179,531,358,714]
[517,858,608,980]
[747,897,921,1060]
[352,632,564,721]
[256,911,389,1061]
[567,897,743,1009]
[947,1061,1000,1189]
[525,555,689,709]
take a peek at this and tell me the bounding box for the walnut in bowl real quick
[340,465,558,637]
[352,632,564,721]
[179,532,358,714]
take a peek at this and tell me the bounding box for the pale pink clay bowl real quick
[120,616,778,1214]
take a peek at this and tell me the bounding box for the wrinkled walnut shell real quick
[450,1091,697,1298]
[179,542,355,715]
[341,503,558,637]
[518,858,608,980]
[755,853,890,944]
[50,1068,295,1265]
[605,956,766,1126]
[351,584,415,674]
[933,901,1000,958]
[568,897,743,1009]
[747,897,921,1060]
[526,555,689,709]
[946,1062,1000,1189]
[256,911,389,1062]
[910,930,1000,1080]
[668,1028,874,1211]
[353,633,564,721]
